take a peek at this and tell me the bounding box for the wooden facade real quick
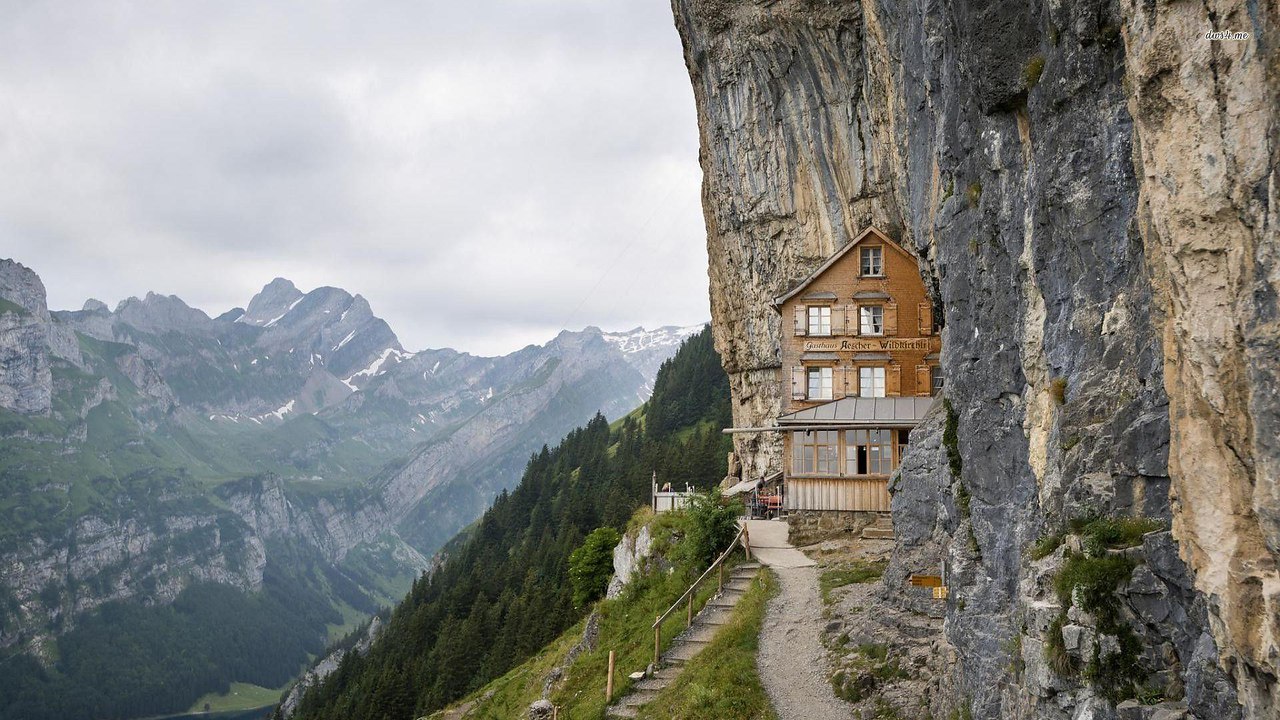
[774,227,940,513]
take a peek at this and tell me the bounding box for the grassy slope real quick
[638,569,777,720]
[187,682,289,714]
[432,523,773,720]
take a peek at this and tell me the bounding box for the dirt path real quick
[747,521,854,720]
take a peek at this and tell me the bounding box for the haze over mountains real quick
[0,257,701,719]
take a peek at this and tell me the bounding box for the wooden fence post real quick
[718,563,723,593]
[744,527,752,561]
[654,616,661,666]
[687,594,693,626]
[606,650,615,703]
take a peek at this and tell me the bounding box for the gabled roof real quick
[772,226,917,308]
[778,395,938,427]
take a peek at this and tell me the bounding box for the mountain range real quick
[0,257,701,719]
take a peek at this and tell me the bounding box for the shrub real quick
[568,527,622,608]
[680,491,742,570]
[1029,533,1064,561]
[1024,55,1046,87]
[943,399,963,479]
[965,182,983,208]
[1050,377,1067,404]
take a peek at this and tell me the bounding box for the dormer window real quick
[807,306,831,336]
[860,246,883,276]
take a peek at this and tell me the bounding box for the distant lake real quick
[159,708,271,720]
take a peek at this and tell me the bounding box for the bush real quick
[569,527,622,608]
[680,491,742,570]
[1024,55,1046,87]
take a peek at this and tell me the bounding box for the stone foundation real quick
[785,510,882,546]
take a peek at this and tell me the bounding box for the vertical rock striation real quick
[1122,3,1280,714]
[672,0,1276,715]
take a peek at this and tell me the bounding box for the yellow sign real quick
[803,338,937,352]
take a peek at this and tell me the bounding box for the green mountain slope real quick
[284,326,732,720]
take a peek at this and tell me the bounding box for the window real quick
[860,305,884,335]
[931,366,944,396]
[807,367,833,400]
[860,246,883,276]
[807,306,831,336]
[860,367,885,397]
[793,430,840,476]
[845,429,895,475]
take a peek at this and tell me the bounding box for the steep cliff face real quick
[0,260,52,414]
[672,0,1276,716]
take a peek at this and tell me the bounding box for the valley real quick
[0,258,700,720]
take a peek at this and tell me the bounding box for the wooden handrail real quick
[651,525,752,665]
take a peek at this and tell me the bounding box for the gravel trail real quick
[749,521,853,720]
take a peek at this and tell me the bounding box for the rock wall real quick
[671,0,1276,716]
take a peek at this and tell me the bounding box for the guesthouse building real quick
[773,227,941,513]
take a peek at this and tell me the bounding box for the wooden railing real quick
[651,525,752,666]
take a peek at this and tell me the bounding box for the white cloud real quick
[0,0,708,356]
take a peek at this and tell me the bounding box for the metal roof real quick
[778,396,939,426]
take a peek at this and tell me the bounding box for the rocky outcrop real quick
[1121,4,1280,715]
[672,0,1275,716]
[0,259,52,414]
[279,614,384,718]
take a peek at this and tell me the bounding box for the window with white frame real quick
[860,367,885,397]
[807,366,833,400]
[860,246,883,276]
[807,305,831,336]
[793,430,840,475]
[845,429,895,475]
[859,305,884,335]
[931,366,944,396]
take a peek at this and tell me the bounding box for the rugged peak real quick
[0,259,52,414]
[0,259,51,319]
[81,299,109,313]
[113,292,212,333]
[240,278,306,326]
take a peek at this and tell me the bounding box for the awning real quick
[777,395,938,427]
[722,478,760,497]
[852,290,891,300]
[801,291,838,301]
[801,352,840,361]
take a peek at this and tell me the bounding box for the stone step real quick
[680,623,721,644]
[620,688,661,707]
[631,675,674,693]
[698,609,735,626]
[606,705,638,718]
[722,578,754,591]
[707,593,744,608]
[861,527,895,540]
[665,639,709,662]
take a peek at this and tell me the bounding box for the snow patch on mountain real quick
[601,324,704,354]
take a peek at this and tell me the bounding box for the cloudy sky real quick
[0,1,708,356]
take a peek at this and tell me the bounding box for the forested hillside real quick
[285,325,731,720]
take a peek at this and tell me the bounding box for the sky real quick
[0,1,708,356]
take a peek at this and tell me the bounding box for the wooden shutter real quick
[852,366,862,396]
[916,365,932,397]
[850,305,860,336]
[918,302,934,336]
[887,364,901,396]
[884,302,898,335]
[792,366,807,400]
[834,367,848,398]
[831,305,846,335]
